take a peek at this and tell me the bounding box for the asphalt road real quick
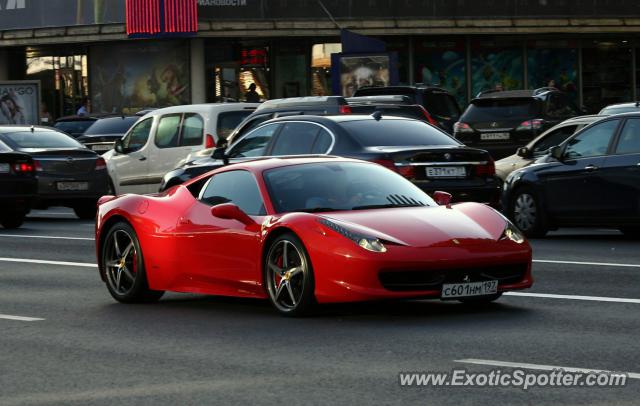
[0,209,638,405]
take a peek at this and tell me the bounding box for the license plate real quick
[57,181,89,191]
[441,280,498,299]
[426,166,466,178]
[0,163,9,173]
[480,132,510,141]
[91,144,113,151]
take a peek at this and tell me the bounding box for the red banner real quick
[126,0,197,36]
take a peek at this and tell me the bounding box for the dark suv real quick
[454,88,581,160]
[353,86,461,134]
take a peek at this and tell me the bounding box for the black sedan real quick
[0,145,37,228]
[0,126,110,219]
[76,116,139,154]
[502,112,640,237]
[160,114,501,205]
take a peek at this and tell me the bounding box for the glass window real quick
[155,115,181,148]
[311,43,342,96]
[564,120,619,159]
[275,42,308,98]
[546,94,579,119]
[533,125,578,154]
[1,129,83,149]
[463,99,540,121]
[217,111,253,140]
[84,117,139,135]
[180,114,204,146]
[227,123,280,158]
[271,123,320,155]
[414,39,467,107]
[53,120,96,137]
[263,162,435,214]
[424,91,461,120]
[582,40,632,113]
[123,118,152,152]
[341,119,459,147]
[199,170,265,215]
[471,40,523,97]
[311,129,333,154]
[615,118,640,154]
[527,41,579,103]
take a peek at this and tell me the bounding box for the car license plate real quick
[441,280,498,299]
[57,181,89,191]
[0,163,9,173]
[426,166,466,178]
[91,144,113,151]
[480,132,510,141]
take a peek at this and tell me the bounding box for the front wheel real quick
[264,233,315,317]
[101,222,164,303]
[509,187,547,238]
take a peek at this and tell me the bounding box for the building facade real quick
[1,0,639,119]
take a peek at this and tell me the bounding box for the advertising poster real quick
[338,55,391,97]
[90,42,190,114]
[0,81,40,125]
[415,39,467,107]
[471,44,523,97]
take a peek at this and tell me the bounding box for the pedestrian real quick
[77,97,90,117]
[245,83,260,103]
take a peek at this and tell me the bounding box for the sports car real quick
[96,156,532,316]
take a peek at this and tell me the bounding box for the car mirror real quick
[549,145,563,161]
[433,191,452,206]
[211,147,229,165]
[211,203,255,225]
[517,147,531,158]
[114,139,125,154]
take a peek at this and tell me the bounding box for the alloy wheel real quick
[104,229,138,295]
[266,240,307,312]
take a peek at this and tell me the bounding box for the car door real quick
[541,119,621,222]
[108,117,153,194]
[530,124,578,158]
[224,123,281,163]
[176,170,266,295]
[598,117,640,222]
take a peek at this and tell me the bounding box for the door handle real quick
[585,164,599,172]
[138,156,147,161]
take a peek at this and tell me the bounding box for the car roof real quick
[142,103,259,117]
[601,102,640,109]
[473,87,559,101]
[255,96,347,111]
[217,155,363,173]
[264,114,417,125]
[559,114,602,124]
[0,125,61,134]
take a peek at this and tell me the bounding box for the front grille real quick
[378,263,528,292]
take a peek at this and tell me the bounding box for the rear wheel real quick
[0,211,26,229]
[73,201,98,220]
[509,187,547,238]
[101,222,164,303]
[264,233,315,317]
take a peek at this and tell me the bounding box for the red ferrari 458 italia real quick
[96,157,532,316]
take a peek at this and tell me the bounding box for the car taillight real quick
[12,162,35,173]
[339,105,352,114]
[205,134,216,149]
[370,159,418,179]
[420,106,439,127]
[453,122,473,134]
[475,158,496,177]
[371,159,397,171]
[516,119,544,131]
[95,157,107,171]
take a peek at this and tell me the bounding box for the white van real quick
[103,103,258,194]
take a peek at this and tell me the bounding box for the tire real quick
[508,187,547,238]
[0,212,25,229]
[264,232,316,317]
[459,293,503,304]
[73,201,98,220]
[620,228,640,239]
[101,221,164,303]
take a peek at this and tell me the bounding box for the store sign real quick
[0,0,125,30]
[241,48,268,67]
[126,0,198,37]
[0,81,40,126]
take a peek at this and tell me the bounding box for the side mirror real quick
[211,203,255,226]
[433,191,452,206]
[517,146,531,158]
[211,147,229,165]
[549,145,563,161]
[114,139,124,154]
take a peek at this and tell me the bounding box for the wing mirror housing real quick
[549,145,563,161]
[517,146,532,158]
[211,203,255,225]
[433,191,452,206]
[212,147,229,165]
[114,139,125,154]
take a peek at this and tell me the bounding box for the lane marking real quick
[0,314,44,322]
[0,257,97,268]
[455,359,640,379]
[0,234,93,241]
[505,292,640,304]
[533,259,640,268]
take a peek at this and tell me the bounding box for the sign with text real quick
[0,81,40,126]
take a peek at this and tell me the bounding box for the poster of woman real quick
[0,81,40,126]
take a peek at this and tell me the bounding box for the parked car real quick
[96,156,532,316]
[161,114,501,206]
[502,112,640,237]
[599,101,640,115]
[346,95,438,124]
[353,86,461,134]
[53,115,101,138]
[454,88,581,160]
[104,103,258,195]
[0,142,37,228]
[0,126,109,219]
[77,116,140,154]
[495,115,601,181]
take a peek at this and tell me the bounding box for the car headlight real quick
[318,218,387,253]
[501,221,525,244]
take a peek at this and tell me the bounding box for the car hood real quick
[317,203,506,248]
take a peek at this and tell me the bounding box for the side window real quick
[180,114,204,146]
[155,114,181,148]
[199,170,265,215]
[123,118,153,152]
[311,129,333,154]
[564,120,619,159]
[615,118,640,154]
[217,111,252,140]
[533,125,578,154]
[270,123,320,155]
[227,124,280,158]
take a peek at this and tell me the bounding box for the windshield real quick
[263,162,435,214]
[84,117,139,135]
[463,99,540,121]
[341,119,460,147]
[599,106,640,115]
[1,130,84,149]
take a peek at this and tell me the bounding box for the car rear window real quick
[463,99,540,121]
[424,92,460,119]
[1,130,83,149]
[84,117,139,135]
[217,111,254,140]
[53,120,95,136]
[340,119,460,147]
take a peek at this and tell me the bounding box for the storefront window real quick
[385,38,409,85]
[471,40,524,97]
[414,38,467,106]
[582,40,632,113]
[527,40,578,102]
[274,42,308,98]
[311,43,341,96]
[239,47,270,101]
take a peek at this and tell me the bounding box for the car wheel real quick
[620,228,640,239]
[0,212,26,229]
[264,232,315,317]
[459,293,503,304]
[101,222,164,303]
[73,201,98,220]
[509,188,547,238]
